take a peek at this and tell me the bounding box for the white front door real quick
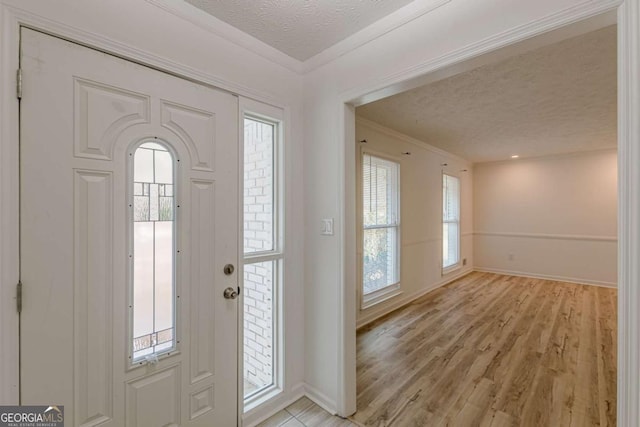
[20,28,239,426]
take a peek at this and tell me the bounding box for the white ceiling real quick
[183,0,416,61]
[356,25,617,163]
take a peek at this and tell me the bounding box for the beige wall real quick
[473,149,617,286]
[354,121,617,324]
[355,118,474,327]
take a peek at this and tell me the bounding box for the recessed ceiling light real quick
[511,155,519,159]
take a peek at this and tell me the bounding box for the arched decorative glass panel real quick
[131,141,176,362]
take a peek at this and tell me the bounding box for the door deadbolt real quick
[223,264,235,275]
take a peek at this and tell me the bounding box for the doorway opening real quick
[349,17,618,425]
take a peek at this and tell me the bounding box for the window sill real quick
[244,384,282,413]
[361,283,402,310]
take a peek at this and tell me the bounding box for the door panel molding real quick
[74,78,151,161]
[188,179,216,385]
[160,101,216,172]
[73,170,114,426]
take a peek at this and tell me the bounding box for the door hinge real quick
[16,68,22,100]
[16,280,22,314]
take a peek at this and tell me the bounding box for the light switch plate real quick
[321,218,334,235]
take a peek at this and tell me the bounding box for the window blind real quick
[362,154,399,296]
[363,155,399,228]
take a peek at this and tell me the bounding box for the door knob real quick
[223,287,238,300]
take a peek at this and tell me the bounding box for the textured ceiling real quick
[183,0,415,60]
[357,26,617,163]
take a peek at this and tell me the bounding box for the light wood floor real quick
[352,272,617,427]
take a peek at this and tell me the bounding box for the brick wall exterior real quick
[243,119,275,393]
[243,262,274,391]
[244,121,273,254]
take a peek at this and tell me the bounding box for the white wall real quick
[302,0,622,416]
[473,149,617,286]
[355,119,473,327]
[0,0,305,420]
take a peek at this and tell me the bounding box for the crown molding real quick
[301,0,451,73]
[4,3,288,108]
[145,0,451,75]
[356,116,471,164]
[144,0,304,74]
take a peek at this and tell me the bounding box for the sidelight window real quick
[130,142,176,362]
[243,112,283,407]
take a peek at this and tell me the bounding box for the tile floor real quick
[257,397,357,427]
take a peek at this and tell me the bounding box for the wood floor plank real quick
[595,287,617,426]
[353,273,617,427]
[575,287,602,425]
[492,282,566,419]
[450,402,484,427]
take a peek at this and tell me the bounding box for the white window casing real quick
[442,173,461,274]
[241,101,285,411]
[361,153,401,307]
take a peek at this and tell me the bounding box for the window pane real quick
[363,227,398,295]
[363,154,399,227]
[132,142,175,361]
[244,118,274,254]
[443,174,460,222]
[243,261,274,397]
[133,222,154,338]
[154,149,173,184]
[134,147,154,183]
[154,222,174,332]
[443,174,460,269]
[443,223,459,267]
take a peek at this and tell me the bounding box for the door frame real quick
[337,0,639,425]
[0,4,294,424]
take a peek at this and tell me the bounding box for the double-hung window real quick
[242,108,283,408]
[362,153,400,304]
[442,173,461,272]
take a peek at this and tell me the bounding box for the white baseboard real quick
[243,382,342,425]
[242,383,306,427]
[473,267,617,288]
[303,383,338,416]
[243,382,340,426]
[356,268,474,329]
